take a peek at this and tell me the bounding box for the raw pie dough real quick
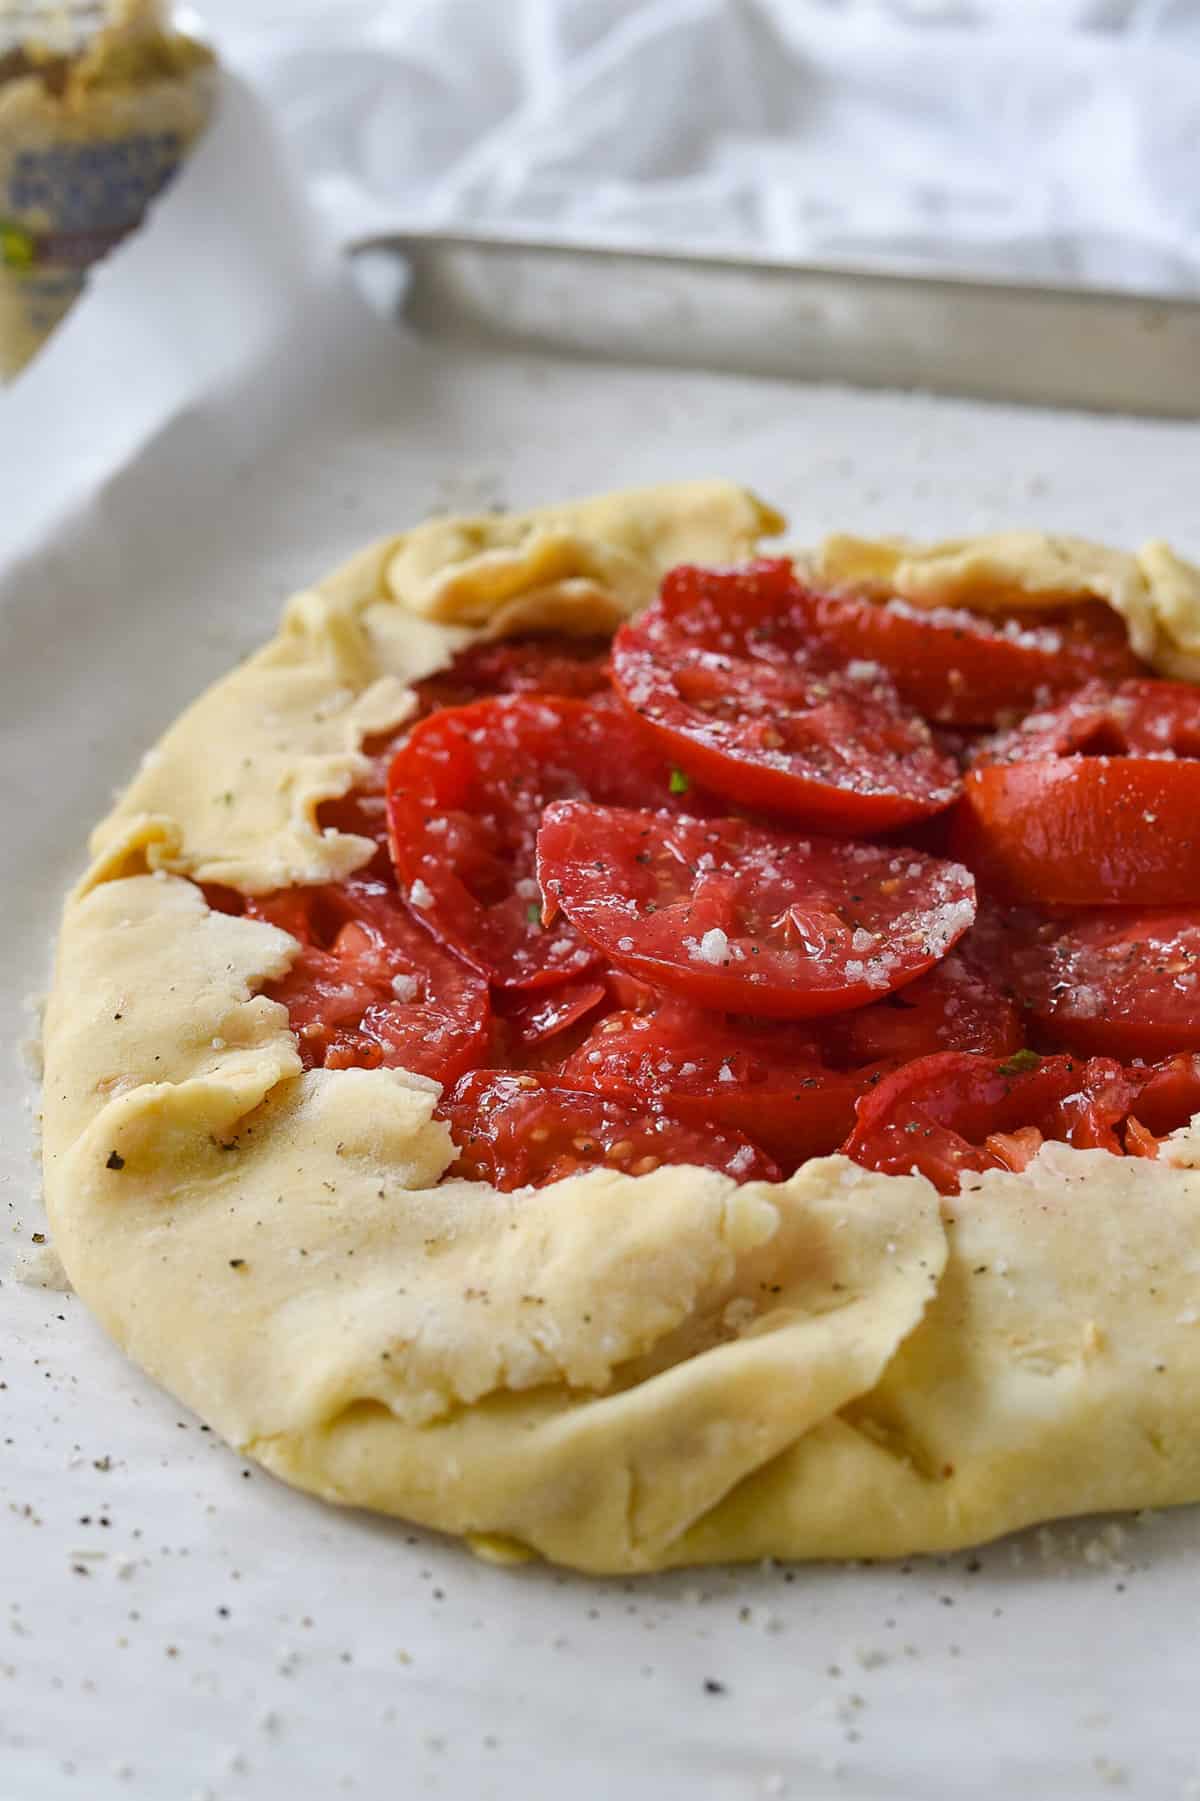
[41,480,1200,1574]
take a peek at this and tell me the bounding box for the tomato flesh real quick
[796,593,1144,728]
[559,998,876,1170]
[386,695,692,990]
[975,905,1200,1060]
[411,633,612,716]
[956,678,1200,905]
[538,802,976,1019]
[228,581,1200,1190]
[819,949,1024,1067]
[316,635,615,874]
[976,677,1200,766]
[493,976,610,1049]
[242,879,491,1086]
[841,1050,1142,1193]
[439,1070,780,1190]
[1130,1053,1200,1139]
[612,562,960,832]
[953,758,1200,906]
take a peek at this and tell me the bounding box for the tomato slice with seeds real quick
[439,1070,780,1190]
[386,695,692,990]
[559,999,875,1170]
[224,590,1200,1188]
[819,949,1024,1068]
[611,563,959,832]
[243,879,490,1085]
[977,906,1200,1061]
[797,593,1144,728]
[537,803,976,1020]
[841,1050,1142,1194]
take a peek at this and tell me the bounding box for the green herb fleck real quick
[669,768,690,795]
[526,902,542,926]
[998,1049,1042,1076]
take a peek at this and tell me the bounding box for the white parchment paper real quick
[4,75,1200,1801]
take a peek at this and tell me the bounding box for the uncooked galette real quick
[41,481,1200,1573]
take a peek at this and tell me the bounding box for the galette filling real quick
[209,562,1200,1194]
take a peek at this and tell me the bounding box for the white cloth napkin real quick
[201,0,1200,292]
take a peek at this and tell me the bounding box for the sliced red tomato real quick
[492,976,609,1049]
[241,879,491,1085]
[953,758,1200,906]
[558,998,877,1170]
[386,695,691,990]
[317,636,616,872]
[655,557,800,633]
[978,906,1200,1061]
[795,593,1144,728]
[493,966,662,1071]
[411,633,612,717]
[955,682,1200,905]
[612,563,959,832]
[819,949,1024,1067]
[439,1070,779,1190]
[841,1049,1141,1194]
[1011,602,1147,681]
[1127,1052,1200,1142]
[975,677,1200,766]
[604,967,662,1014]
[537,803,976,1019]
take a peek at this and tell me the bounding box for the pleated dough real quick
[42,481,1200,1572]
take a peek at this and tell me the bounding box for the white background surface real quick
[4,50,1200,1801]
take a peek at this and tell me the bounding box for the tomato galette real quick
[41,482,1200,1572]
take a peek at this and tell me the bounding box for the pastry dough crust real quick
[42,483,1200,1573]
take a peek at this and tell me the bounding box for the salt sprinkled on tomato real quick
[611,562,961,832]
[236,554,1200,1192]
[537,803,977,1020]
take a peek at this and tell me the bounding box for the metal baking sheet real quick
[356,228,1200,419]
